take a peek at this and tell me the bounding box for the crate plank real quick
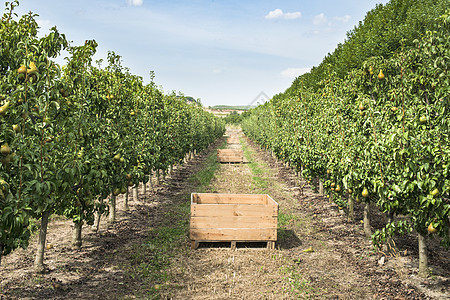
[193,193,266,204]
[190,216,277,229]
[217,149,243,163]
[190,228,277,241]
[191,204,278,217]
[227,137,240,144]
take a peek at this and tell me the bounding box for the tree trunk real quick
[319,180,324,195]
[363,202,372,238]
[124,188,129,211]
[133,186,138,201]
[156,169,160,185]
[149,172,154,192]
[386,212,396,255]
[34,210,50,273]
[143,180,147,196]
[313,177,319,193]
[109,194,116,223]
[72,221,82,249]
[93,212,101,232]
[0,244,3,266]
[347,195,354,222]
[169,164,173,175]
[418,233,429,277]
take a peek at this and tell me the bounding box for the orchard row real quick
[0,2,225,271]
[242,11,449,277]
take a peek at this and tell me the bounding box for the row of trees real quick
[242,0,449,277]
[0,1,225,271]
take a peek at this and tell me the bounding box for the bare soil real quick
[0,127,448,299]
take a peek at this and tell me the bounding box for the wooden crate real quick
[190,193,278,250]
[217,149,243,163]
[227,137,240,144]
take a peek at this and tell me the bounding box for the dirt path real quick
[162,127,448,299]
[1,126,448,299]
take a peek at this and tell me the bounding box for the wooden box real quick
[190,193,278,249]
[217,149,243,163]
[227,137,240,144]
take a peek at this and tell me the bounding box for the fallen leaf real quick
[303,246,314,253]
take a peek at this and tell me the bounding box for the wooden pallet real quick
[217,149,244,163]
[190,240,275,250]
[190,193,278,250]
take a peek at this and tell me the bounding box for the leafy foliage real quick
[0,1,225,259]
[242,1,449,250]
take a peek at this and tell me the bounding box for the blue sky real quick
[12,0,389,107]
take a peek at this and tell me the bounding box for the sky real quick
[11,0,390,107]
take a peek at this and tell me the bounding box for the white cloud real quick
[265,9,301,20]
[313,13,327,25]
[127,0,143,6]
[284,12,302,20]
[265,8,283,19]
[37,19,52,31]
[334,15,351,23]
[281,67,311,78]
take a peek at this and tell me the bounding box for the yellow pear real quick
[362,187,369,198]
[427,223,437,234]
[0,101,10,115]
[0,143,11,155]
[18,65,27,74]
[430,188,439,197]
[113,188,121,196]
[378,69,385,80]
[27,62,38,74]
[0,154,12,165]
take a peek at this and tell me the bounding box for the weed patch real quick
[188,140,226,192]
[241,139,271,193]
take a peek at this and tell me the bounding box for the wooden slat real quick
[217,158,243,163]
[217,149,243,162]
[227,137,240,142]
[194,193,265,204]
[190,216,277,229]
[191,203,278,217]
[190,228,277,241]
[218,149,243,154]
[267,241,275,250]
[218,158,243,163]
[266,195,278,207]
